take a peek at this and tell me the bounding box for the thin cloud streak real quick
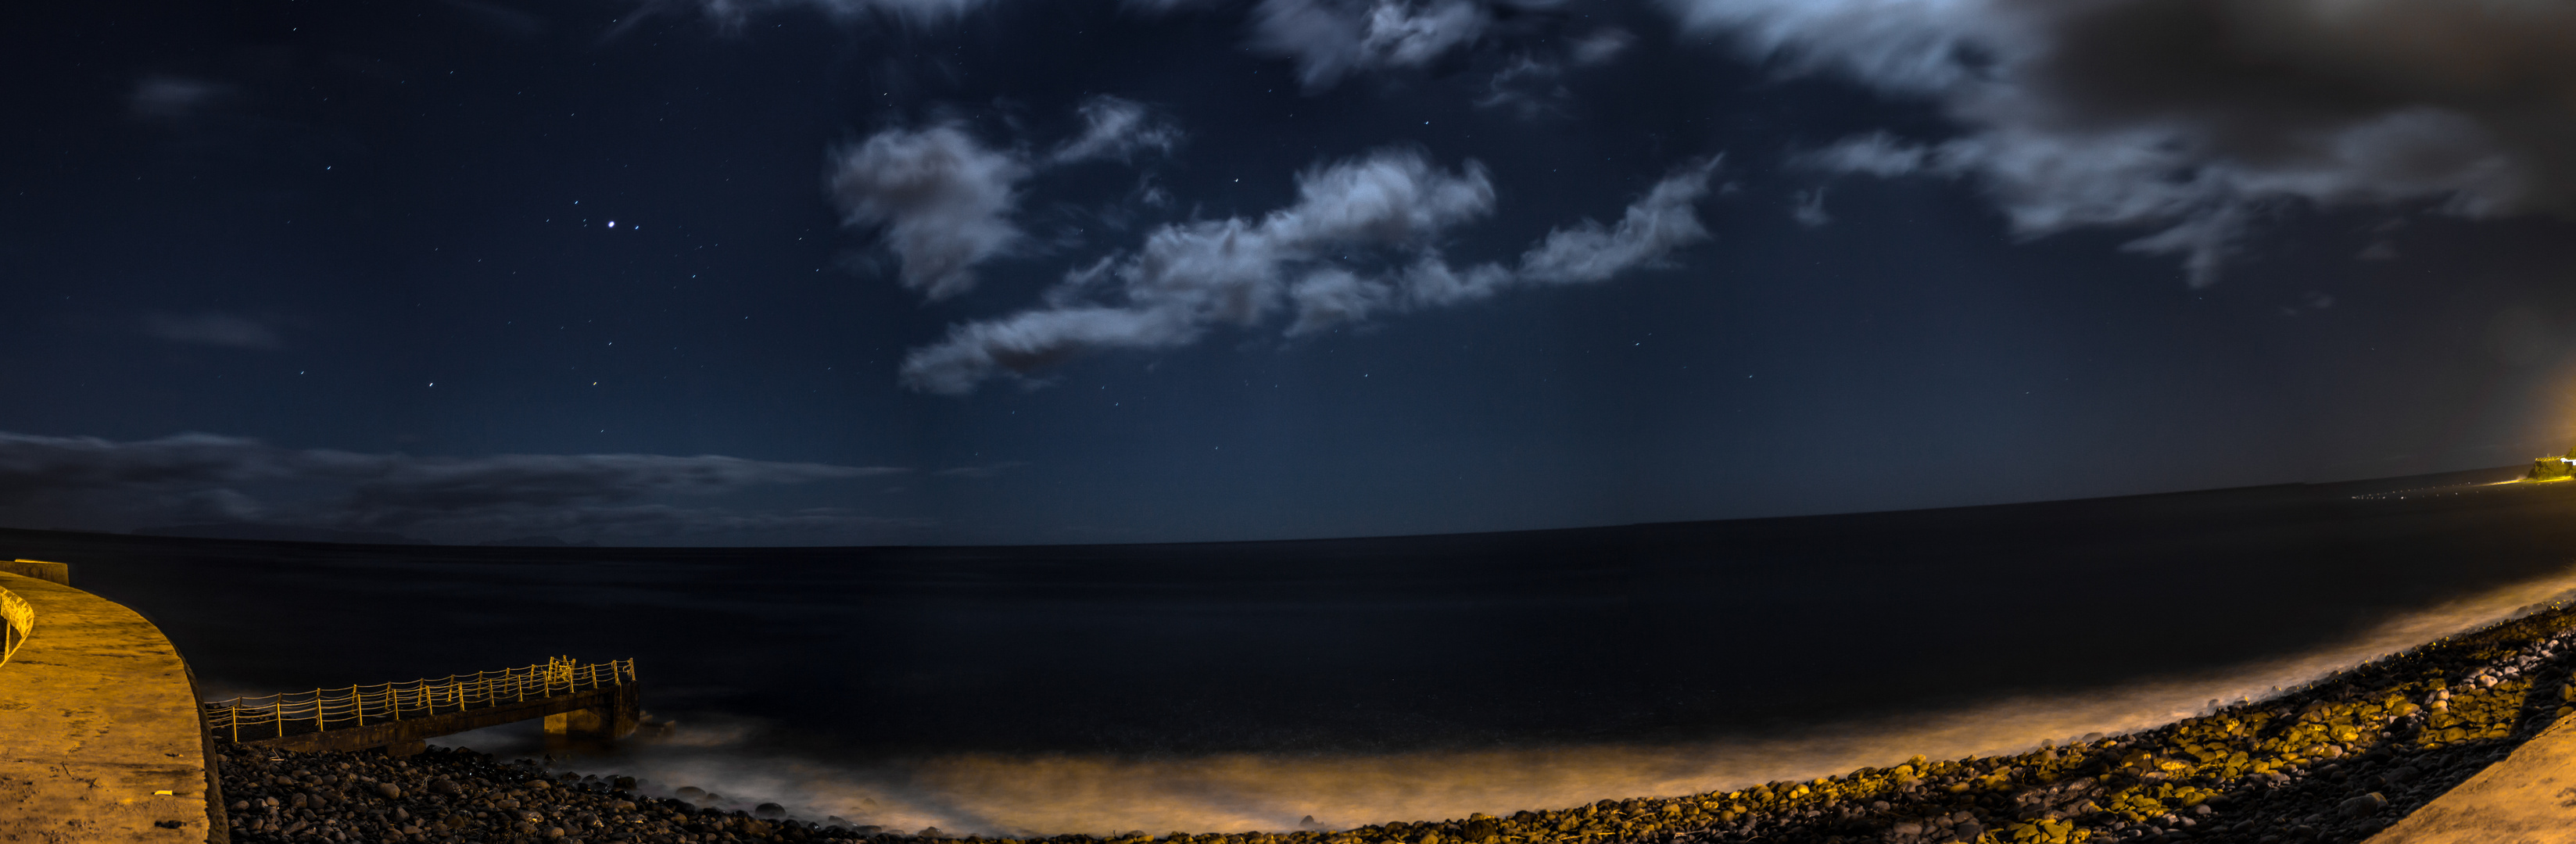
[687,0,998,27]
[141,312,286,349]
[0,431,911,543]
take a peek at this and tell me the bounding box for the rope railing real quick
[202,656,637,743]
[0,588,30,669]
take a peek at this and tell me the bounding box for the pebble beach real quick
[219,599,2576,844]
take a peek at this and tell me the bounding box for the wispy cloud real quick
[1671,0,2576,284]
[1568,27,1632,65]
[0,431,911,543]
[933,461,1026,479]
[1050,97,1184,166]
[833,101,1188,301]
[686,0,997,28]
[1789,188,1829,227]
[1136,1,1606,95]
[1472,56,1568,120]
[1250,0,1496,91]
[1511,159,1722,285]
[900,151,1722,395]
[1471,25,1636,120]
[128,74,233,123]
[141,312,285,349]
[899,148,1495,393]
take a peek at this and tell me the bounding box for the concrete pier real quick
[222,681,640,756]
[0,570,226,842]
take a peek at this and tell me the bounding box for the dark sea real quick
[20,467,2576,835]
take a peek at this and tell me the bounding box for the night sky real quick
[10,0,2576,545]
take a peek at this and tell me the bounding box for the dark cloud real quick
[1677,0,2576,284]
[900,152,1721,395]
[141,312,286,349]
[0,432,909,543]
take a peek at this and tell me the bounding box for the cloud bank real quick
[0,432,909,543]
[1670,0,2576,284]
[900,150,1720,395]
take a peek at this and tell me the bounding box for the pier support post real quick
[543,708,604,735]
[543,684,640,739]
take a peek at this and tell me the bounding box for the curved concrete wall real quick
[0,571,228,842]
[1,588,28,667]
[0,558,69,586]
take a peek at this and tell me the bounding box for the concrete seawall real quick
[0,570,228,842]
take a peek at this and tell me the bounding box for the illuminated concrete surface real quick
[0,570,227,842]
[2367,711,2576,844]
[0,559,68,587]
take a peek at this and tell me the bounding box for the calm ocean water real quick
[24,467,2576,834]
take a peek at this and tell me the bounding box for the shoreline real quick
[220,601,2576,844]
